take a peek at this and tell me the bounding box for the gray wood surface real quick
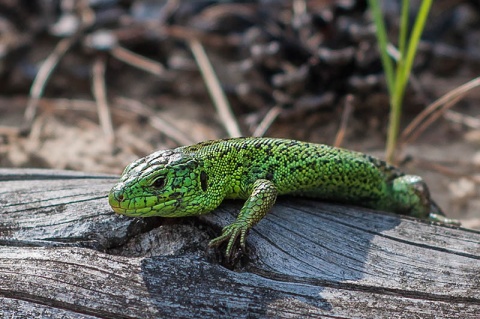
[1,169,479,318]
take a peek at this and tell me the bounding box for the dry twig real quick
[39,98,98,112]
[24,36,77,127]
[110,46,168,77]
[444,110,480,129]
[189,38,242,137]
[401,76,480,145]
[92,55,114,144]
[253,106,282,137]
[334,95,354,147]
[116,97,195,146]
[413,158,480,183]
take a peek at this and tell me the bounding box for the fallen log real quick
[1,169,479,318]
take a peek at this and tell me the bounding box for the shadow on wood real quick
[0,169,479,318]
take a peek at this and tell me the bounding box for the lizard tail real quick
[430,200,446,216]
[429,201,461,226]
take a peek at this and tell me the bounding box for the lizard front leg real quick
[209,179,278,257]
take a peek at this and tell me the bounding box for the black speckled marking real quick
[111,137,430,221]
[109,137,453,256]
[200,171,208,191]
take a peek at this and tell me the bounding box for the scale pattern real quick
[109,137,455,256]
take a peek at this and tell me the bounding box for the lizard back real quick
[181,137,403,203]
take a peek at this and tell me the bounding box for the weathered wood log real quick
[1,169,479,318]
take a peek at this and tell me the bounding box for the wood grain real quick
[1,169,479,318]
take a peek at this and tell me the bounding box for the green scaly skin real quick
[109,137,459,256]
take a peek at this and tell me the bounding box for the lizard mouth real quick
[108,191,179,217]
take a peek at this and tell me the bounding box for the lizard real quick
[108,137,459,256]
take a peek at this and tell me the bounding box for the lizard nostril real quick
[117,194,124,201]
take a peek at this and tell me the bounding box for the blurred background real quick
[0,0,478,227]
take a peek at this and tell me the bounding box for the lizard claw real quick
[208,221,249,257]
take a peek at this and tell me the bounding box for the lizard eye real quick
[152,177,166,189]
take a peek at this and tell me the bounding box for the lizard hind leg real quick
[390,175,461,225]
[389,175,431,219]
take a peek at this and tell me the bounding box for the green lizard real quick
[109,137,459,256]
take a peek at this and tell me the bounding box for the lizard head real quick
[109,149,212,217]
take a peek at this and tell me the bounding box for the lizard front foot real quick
[208,221,249,257]
[209,179,278,257]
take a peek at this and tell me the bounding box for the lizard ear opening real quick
[200,171,208,191]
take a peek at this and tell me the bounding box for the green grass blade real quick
[387,0,432,162]
[368,0,395,95]
[398,0,409,58]
[368,0,432,163]
[401,0,432,89]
